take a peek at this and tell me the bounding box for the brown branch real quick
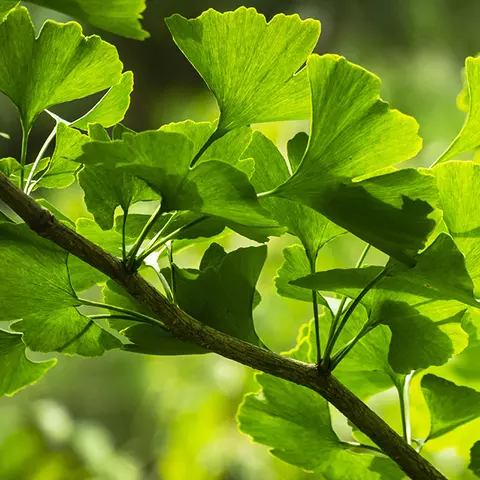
[0,171,447,480]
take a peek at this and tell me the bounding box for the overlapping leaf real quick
[0,7,123,130]
[436,57,480,162]
[238,321,403,478]
[0,330,56,397]
[246,131,344,262]
[105,244,266,354]
[470,442,480,477]
[421,374,480,440]
[434,161,480,295]
[0,223,120,356]
[78,122,279,233]
[166,8,320,132]
[272,54,436,264]
[24,0,148,39]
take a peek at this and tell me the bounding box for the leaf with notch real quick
[0,222,120,356]
[273,54,437,264]
[166,7,320,132]
[245,131,344,261]
[238,320,403,477]
[436,57,480,162]
[71,71,134,130]
[0,7,123,131]
[0,330,56,397]
[78,125,279,232]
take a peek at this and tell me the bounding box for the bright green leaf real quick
[421,374,480,440]
[273,54,436,264]
[246,131,344,260]
[71,71,134,130]
[0,223,119,356]
[78,125,278,231]
[0,7,123,130]
[117,244,267,354]
[34,123,86,190]
[165,8,320,132]
[11,308,121,357]
[434,161,480,295]
[238,321,402,477]
[436,57,480,162]
[0,330,56,397]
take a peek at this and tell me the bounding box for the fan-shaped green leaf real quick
[436,57,480,162]
[166,8,320,132]
[0,330,56,397]
[273,54,436,264]
[0,7,123,131]
[421,374,480,440]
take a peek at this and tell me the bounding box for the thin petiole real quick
[309,255,322,365]
[19,124,29,191]
[126,203,163,270]
[166,240,176,304]
[121,208,128,261]
[396,372,414,445]
[25,124,58,194]
[79,297,169,331]
[323,264,388,369]
[134,215,208,267]
[323,244,371,365]
[140,211,179,258]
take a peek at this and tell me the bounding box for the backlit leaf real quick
[421,374,480,440]
[0,7,123,130]
[0,330,56,397]
[166,8,320,132]
[436,57,480,162]
[273,54,436,264]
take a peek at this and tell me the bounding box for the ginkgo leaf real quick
[246,131,344,261]
[436,57,480,163]
[272,54,436,264]
[71,71,134,130]
[433,161,480,295]
[0,330,56,397]
[124,244,267,354]
[34,123,87,190]
[421,374,480,440]
[78,125,279,231]
[275,244,312,302]
[166,7,320,132]
[0,222,120,356]
[78,127,159,230]
[25,0,149,40]
[11,308,120,357]
[238,321,403,478]
[0,7,123,131]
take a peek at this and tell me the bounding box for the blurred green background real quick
[1,1,480,479]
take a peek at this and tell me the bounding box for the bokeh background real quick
[1,1,480,479]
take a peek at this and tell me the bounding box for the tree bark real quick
[0,171,447,480]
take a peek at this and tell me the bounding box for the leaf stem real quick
[126,203,163,270]
[19,124,30,191]
[166,240,176,305]
[79,297,169,331]
[309,255,322,365]
[323,244,371,366]
[140,210,179,256]
[397,372,414,445]
[323,264,387,369]
[121,208,128,261]
[25,124,58,194]
[134,215,208,267]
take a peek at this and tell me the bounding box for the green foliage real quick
[2,3,480,477]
